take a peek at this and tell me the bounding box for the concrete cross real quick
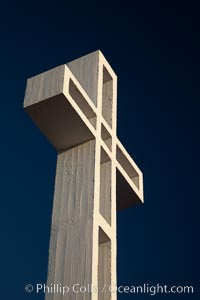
[24,50,144,300]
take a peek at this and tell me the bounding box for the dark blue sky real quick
[1,1,200,299]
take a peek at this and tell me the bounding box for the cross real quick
[24,50,144,300]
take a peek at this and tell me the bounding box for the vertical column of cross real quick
[91,55,103,300]
[110,64,117,300]
[91,53,117,300]
[107,60,117,300]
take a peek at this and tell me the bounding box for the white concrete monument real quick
[24,50,144,300]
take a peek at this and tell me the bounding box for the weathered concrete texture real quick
[24,65,65,107]
[102,68,113,128]
[67,51,99,106]
[46,140,95,300]
[100,161,111,225]
[98,240,111,300]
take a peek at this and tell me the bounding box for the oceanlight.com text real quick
[25,283,194,296]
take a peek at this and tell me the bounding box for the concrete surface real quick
[24,50,144,300]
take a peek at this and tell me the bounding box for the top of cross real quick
[24,50,143,210]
